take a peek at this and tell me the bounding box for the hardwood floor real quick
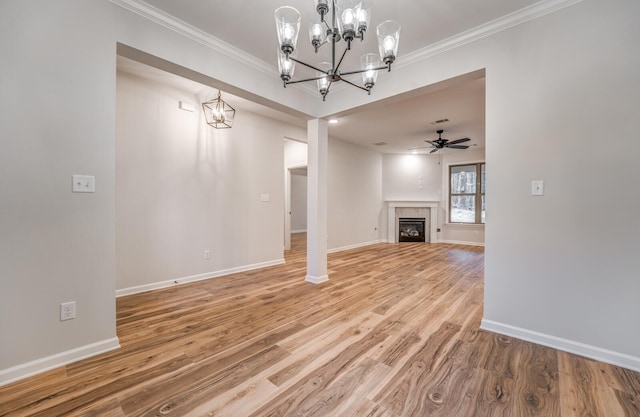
[2,234,639,416]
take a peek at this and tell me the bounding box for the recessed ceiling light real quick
[328,119,339,124]
[411,150,418,154]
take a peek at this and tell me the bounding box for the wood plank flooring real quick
[2,234,640,416]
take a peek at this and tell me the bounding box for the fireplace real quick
[398,218,426,242]
[387,201,437,243]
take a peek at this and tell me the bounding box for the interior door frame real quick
[284,164,307,251]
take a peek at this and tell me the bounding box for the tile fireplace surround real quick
[387,201,438,243]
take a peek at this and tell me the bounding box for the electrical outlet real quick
[203,250,211,260]
[72,175,95,193]
[60,301,76,321]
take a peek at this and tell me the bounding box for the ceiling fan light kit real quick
[275,0,400,101]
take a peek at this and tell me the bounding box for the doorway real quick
[284,165,307,250]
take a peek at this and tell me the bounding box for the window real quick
[449,163,485,224]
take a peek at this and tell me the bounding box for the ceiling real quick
[118,0,544,153]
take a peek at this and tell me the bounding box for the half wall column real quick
[306,119,329,284]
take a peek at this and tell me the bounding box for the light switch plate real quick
[531,180,544,196]
[260,193,270,202]
[72,175,95,193]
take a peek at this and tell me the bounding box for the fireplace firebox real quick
[398,218,426,242]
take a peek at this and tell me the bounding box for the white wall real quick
[290,174,307,232]
[328,138,383,250]
[375,0,640,366]
[284,139,308,168]
[2,0,639,384]
[481,0,640,366]
[116,71,305,292]
[285,135,383,250]
[0,0,119,379]
[382,154,442,202]
[382,148,486,245]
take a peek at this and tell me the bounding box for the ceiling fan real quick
[416,129,471,153]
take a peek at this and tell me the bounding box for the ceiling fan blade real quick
[446,145,469,149]
[448,138,471,145]
[424,140,437,145]
[430,148,439,154]
[409,146,430,150]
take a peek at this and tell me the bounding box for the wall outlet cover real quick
[72,175,95,193]
[531,180,544,196]
[60,301,76,321]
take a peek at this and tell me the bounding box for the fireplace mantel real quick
[386,201,438,243]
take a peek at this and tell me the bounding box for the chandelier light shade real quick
[360,53,380,89]
[275,0,401,101]
[335,0,360,44]
[357,0,373,34]
[202,90,235,129]
[316,62,332,96]
[277,49,296,82]
[314,0,331,17]
[309,23,326,51]
[275,6,301,55]
[376,20,401,65]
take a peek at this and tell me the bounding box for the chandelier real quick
[202,90,235,129]
[275,0,401,101]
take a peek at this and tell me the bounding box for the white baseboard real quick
[438,239,485,247]
[305,274,329,284]
[0,337,120,387]
[116,259,285,297]
[291,229,307,234]
[327,240,384,254]
[481,319,640,372]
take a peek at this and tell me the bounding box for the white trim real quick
[116,259,285,297]
[291,229,307,234]
[110,0,318,96]
[445,223,485,228]
[305,274,329,284]
[110,0,583,98]
[481,319,640,372]
[439,239,485,247]
[398,0,584,69]
[110,0,271,75]
[0,337,121,387]
[327,239,384,254]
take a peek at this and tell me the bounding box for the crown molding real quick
[111,0,583,98]
[110,0,318,96]
[397,0,584,69]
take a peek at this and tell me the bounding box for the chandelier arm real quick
[289,57,330,74]
[340,77,370,93]
[315,39,329,53]
[334,45,349,74]
[340,64,389,77]
[285,75,328,85]
[274,1,400,100]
